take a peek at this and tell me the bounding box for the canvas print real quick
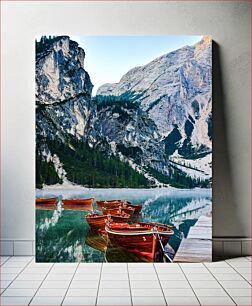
[36,35,212,262]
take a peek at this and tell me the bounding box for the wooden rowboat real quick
[62,198,93,211]
[85,212,131,231]
[36,197,57,205]
[105,222,174,261]
[96,200,142,214]
[86,214,108,231]
[126,204,143,214]
[102,206,135,217]
[96,200,131,209]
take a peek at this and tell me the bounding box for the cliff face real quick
[36,36,93,143]
[36,36,212,188]
[97,36,212,155]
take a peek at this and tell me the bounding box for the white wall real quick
[1,1,251,241]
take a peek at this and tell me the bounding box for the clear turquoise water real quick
[36,188,212,262]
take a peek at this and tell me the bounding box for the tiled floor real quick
[0,256,251,305]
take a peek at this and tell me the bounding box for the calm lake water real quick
[36,188,212,262]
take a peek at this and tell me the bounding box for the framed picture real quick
[35,35,212,262]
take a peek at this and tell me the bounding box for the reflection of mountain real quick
[36,36,212,189]
[142,196,211,225]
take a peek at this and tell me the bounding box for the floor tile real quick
[130,280,160,289]
[0,280,13,288]
[30,296,64,305]
[35,287,67,296]
[189,280,221,288]
[27,262,53,268]
[1,267,23,274]
[132,296,165,305]
[45,273,73,281]
[98,288,130,296]
[75,267,101,274]
[16,273,46,281]
[193,288,228,296]
[2,288,37,296]
[204,261,230,267]
[67,288,98,296]
[246,256,252,261]
[131,288,163,296]
[207,267,236,274]
[129,273,157,281]
[158,273,187,280]
[226,257,250,263]
[163,288,195,296]
[1,274,17,281]
[8,256,33,261]
[100,280,129,288]
[0,256,10,265]
[232,296,252,305]
[165,296,200,305]
[155,266,182,273]
[225,288,252,296]
[181,267,209,274]
[40,280,71,289]
[70,280,99,288]
[62,296,96,305]
[219,280,252,288]
[241,274,252,283]
[160,280,190,288]
[74,273,100,281]
[214,273,246,281]
[101,273,128,281]
[185,273,215,281]
[97,296,132,305]
[198,296,235,305]
[0,296,32,305]
[228,262,252,268]
[234,267,252,274]
[102,265,127,273]
[22,267,50,274]
[2,261,28,268]
[8,280,42,289]
[128,268,155,274]
[50,266,77,274]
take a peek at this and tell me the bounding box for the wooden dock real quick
[173,215,212,262]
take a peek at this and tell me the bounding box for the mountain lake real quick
[35,187,212,262]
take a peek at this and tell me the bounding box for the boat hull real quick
[36,198,57,210]
[62,198,93,211]
[102,207,135,217]
[86,215,108,231]
[105,224,173,261]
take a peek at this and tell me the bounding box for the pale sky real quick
[71,36,202,95]
[37,35,203,95]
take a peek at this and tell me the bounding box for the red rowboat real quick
[102,206,135,217]
[86,212,131,231]
[35,197,57,210]
[105,222,174,261]
[96,200,131,209]
[62,198,93,211]
[36,197,57,205]
[86,214,108,231]
[126,204,143,214]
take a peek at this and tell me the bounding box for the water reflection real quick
[36,188,212,262]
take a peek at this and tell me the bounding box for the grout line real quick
[0,255,12,266]
[95,262,103,306]
[0,256,34,296]
[60,263,80,306]
[225,260,252,286]
[126,263,133,306]
[28,261,55,305]
[177,263,202,306]
[153,263,168,306]
[203,263,238,305]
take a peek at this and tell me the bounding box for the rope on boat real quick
[157,233,173,263]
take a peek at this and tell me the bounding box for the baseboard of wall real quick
[1,238,251,259]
